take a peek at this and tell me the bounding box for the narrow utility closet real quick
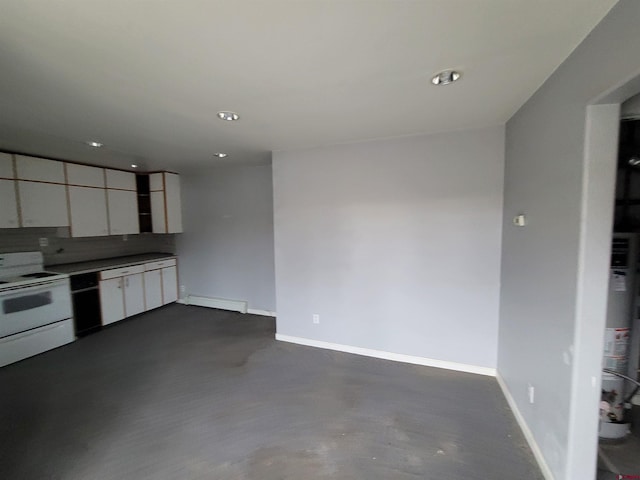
[597,93,640,478]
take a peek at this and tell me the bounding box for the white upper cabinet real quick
[106,169,136,191]
[66,163,105,187]
[108,189,139,235]
[106,170,138,235]
[18,181,69,227]
[14,155,68,228]
[164,173,183,233]
[5,153,181,235]
[0,153,14,178]
[149,172,164,192]
[150,190,166,233]
[0,179,19,228]
[68,186,109,237]
[149,172,183,233]
[15,155,65,183]
[0,154,18,228]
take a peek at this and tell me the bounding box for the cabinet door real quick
[66,163,104,187]
[164,173,183,233]
[150,190,166,233]
[68,186,109,237]
[18,181,69,227]
[149,172,164,191]
[161,266,178,304]
[100,278,125,325]
[124,273,145,317]
[144,269,163,311]
[106,169,136,190]
[15,155,65,183]
[108,189,140,235]
[0,179,19,228]
[0,152,13,178]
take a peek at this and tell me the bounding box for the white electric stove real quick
[0,251,75,367]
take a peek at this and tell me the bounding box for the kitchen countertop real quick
[47,253,176,275]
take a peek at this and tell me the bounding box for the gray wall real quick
[498,1,640,479]
[0,227,175,266]
[273,126,505,368]
[176,164,275,312]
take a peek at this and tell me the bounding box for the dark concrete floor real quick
[598,435,640,479]
[0,304,543,479]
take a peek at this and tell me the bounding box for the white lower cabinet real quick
[100,258,177,325]
[144,269,163,311]
[99,277,125,325]
[162,266,178,304]
[124,273,145,317]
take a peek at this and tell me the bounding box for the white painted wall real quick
[273,126,505,369]
[177,164,276,312]
[498,2,640,479]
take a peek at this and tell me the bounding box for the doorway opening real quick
[597,94,640,479]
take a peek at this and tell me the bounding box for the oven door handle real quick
[0,279,68,295]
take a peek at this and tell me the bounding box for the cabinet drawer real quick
[144,258,177,271]
[100,264,145,280]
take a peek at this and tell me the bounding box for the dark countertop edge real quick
[47,253,176,275]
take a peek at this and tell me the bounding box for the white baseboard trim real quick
[182,295,248,313]
[247,308,277,317]
[275,334,496,377]
[496,372,554,480]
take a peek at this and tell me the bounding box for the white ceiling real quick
[0,0,617,172]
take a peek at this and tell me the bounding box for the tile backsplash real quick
[0,228,176,266]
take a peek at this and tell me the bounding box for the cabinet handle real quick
[126,277,129,287]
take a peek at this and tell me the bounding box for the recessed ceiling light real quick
[130,164,138,168]
[213,153,228,158]
[217,111,240,121]
[86,141,103,148]
[431,70,461,86]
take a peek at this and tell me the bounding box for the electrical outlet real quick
[528,384,535,404]
[180,285,186,293]
[312,314,320,324]
[39,237,48,247]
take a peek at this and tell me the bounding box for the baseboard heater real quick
[181,295,248,313]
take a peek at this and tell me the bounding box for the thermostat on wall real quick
[513,214,526,227]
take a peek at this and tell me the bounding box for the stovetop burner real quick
[20,272,58,279]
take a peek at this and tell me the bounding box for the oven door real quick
[0,280,72,338]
